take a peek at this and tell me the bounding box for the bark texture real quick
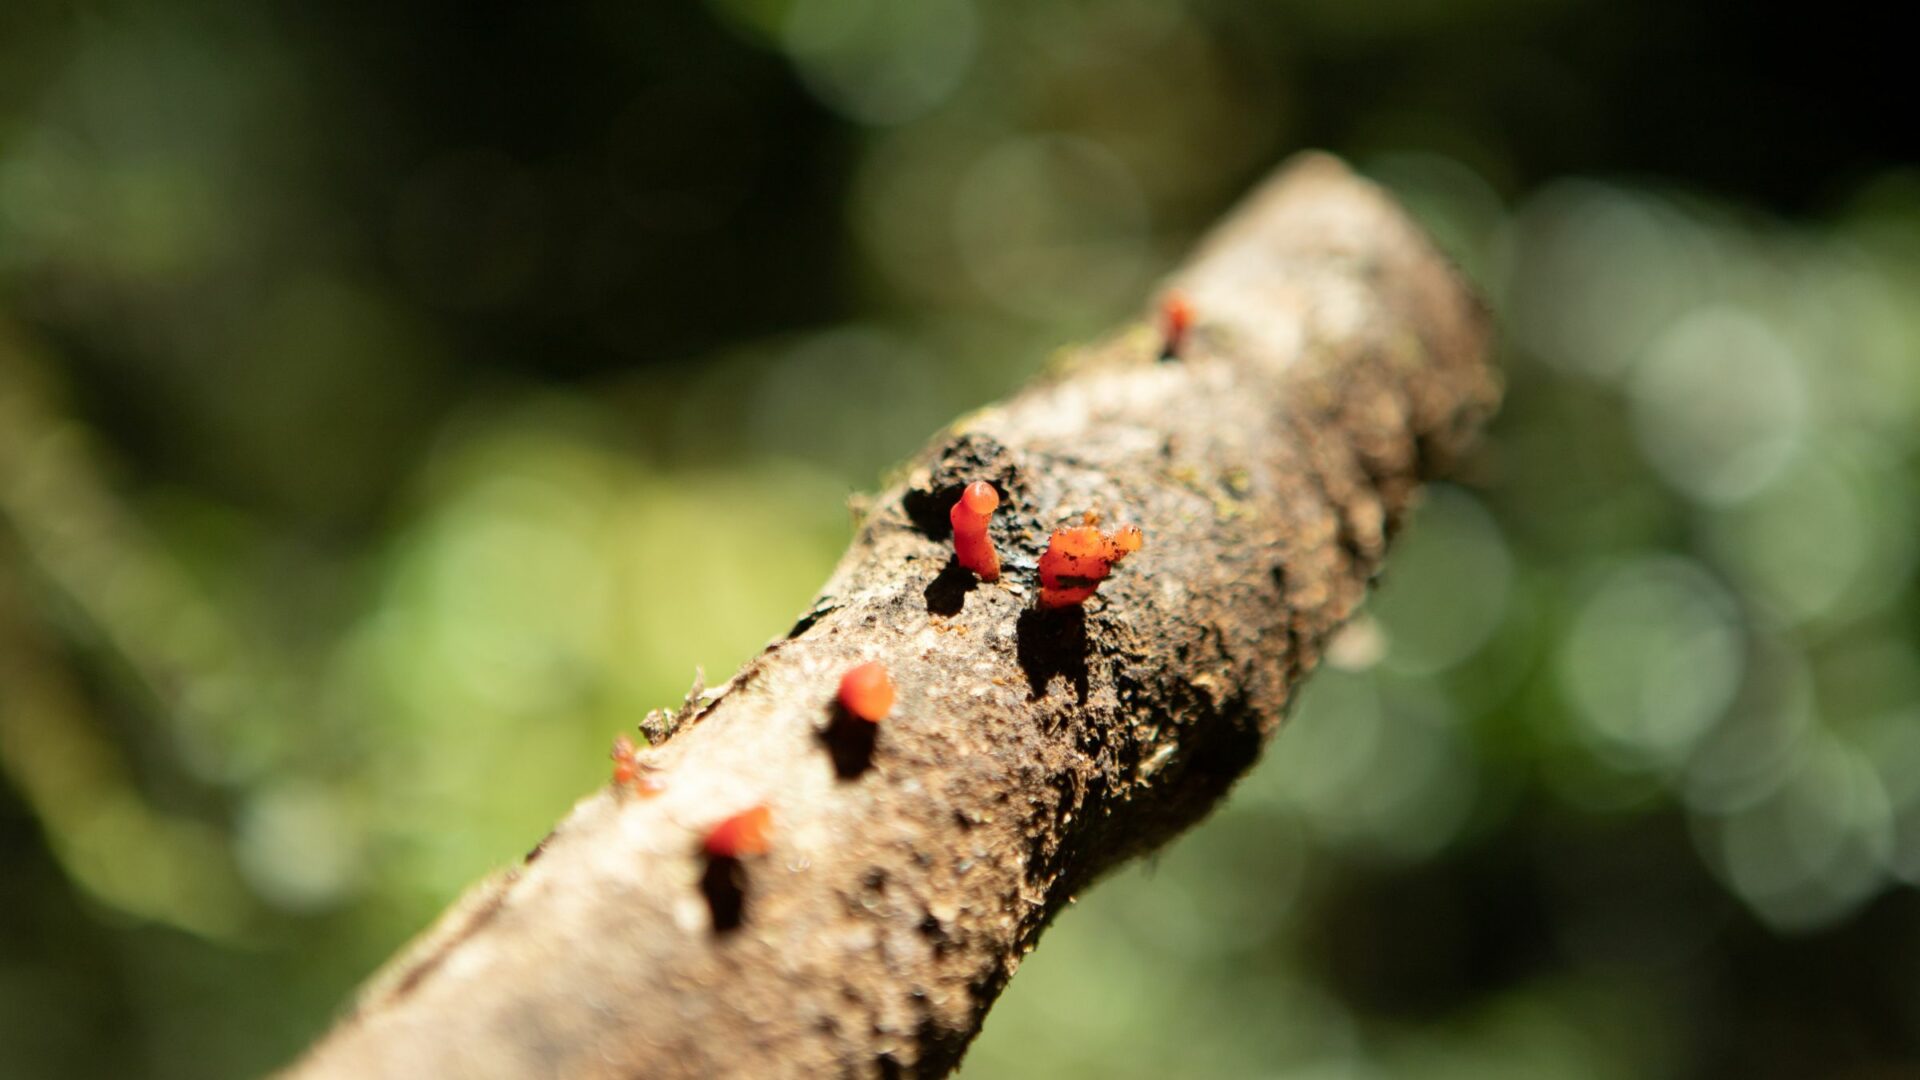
[283,152,1498,1079]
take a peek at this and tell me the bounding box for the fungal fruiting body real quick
[610,734,663,796]
[1038,521,1144,608]
[949,481,1002,581]
[1158,291,1194,360]
[837,660,895,722]
[700,806,768,933]
[703,805,773,858]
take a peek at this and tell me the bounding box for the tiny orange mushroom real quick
[949,480,1002,581]
[1038,521,1144,608]
[838,660,895,722]
[703,805,773,859]
[1158,291,1194,360]
[610,734,664,796]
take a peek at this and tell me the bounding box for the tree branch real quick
[282,152,1498,1079]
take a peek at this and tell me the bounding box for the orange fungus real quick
[704,805,772,858]
[611,734,639,782]
[1158,291,1193,360]
[609,734,663,795]
[949,480,1001,581]
[837,660,895,722]
[1038,521,1144,608]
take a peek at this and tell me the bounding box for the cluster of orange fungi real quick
[602,299,1195,925]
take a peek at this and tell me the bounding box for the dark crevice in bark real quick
[900,434,1016,541]
[1013,606,1089,704]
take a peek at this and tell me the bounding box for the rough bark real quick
[282,152,1498,1080]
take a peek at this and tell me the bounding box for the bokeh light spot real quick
[782,0,977,126]
[1559,556,1744,770]
[1370,484,1513,676]
[1628,307,1808,504]
[951,135,1149,322]
[236,780,364,912]
[1506,183,1712,381]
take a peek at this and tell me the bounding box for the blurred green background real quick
[2,1,1917,1077]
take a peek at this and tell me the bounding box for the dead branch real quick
[282,152,1498,1079]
